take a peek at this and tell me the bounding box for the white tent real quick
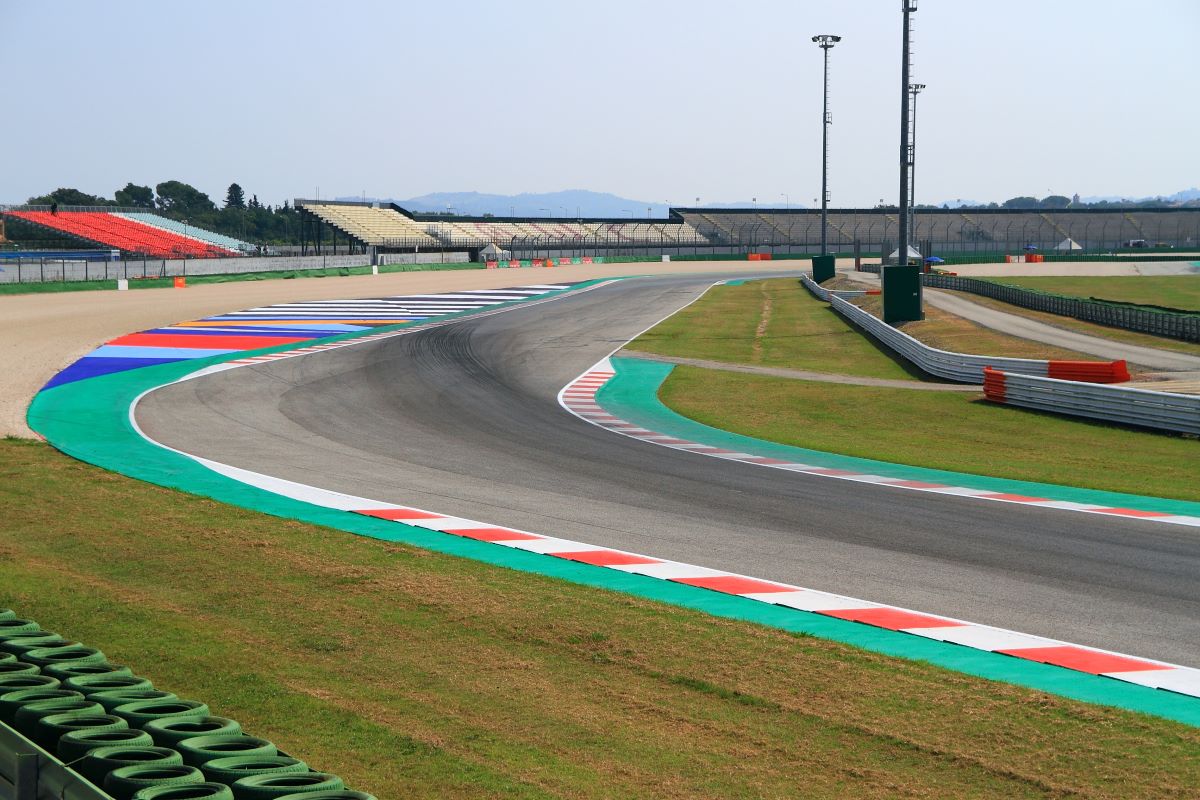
[1054,237,1082,251]
[887,245,922,260]
[479,242,510,261]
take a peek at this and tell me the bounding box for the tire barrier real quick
[105,764,207,800]
[94,690,180,713]
[231,772,345,799]
[0,610,370,800]
[35,712,128,750]
[113,700,210,728]
[201,756,308,787]
[13,698,104,737]
[0,687,83,725]
[983,367,1200,435]
[47,662,135,681]
[133,783,236,800]
[67,675,156,695]
[78,745,184,786]
[58,728,154,764]
[145,716,242,748]
[0,662,46,680]
[176,735,277,767]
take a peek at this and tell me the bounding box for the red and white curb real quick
[558,359,1200,530]
[182,457,1200,699]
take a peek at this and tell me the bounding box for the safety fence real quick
[800,275,1128,383]
[983,368,1200,435]
[921,274,1200,343]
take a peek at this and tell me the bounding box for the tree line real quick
[25,182,301,244]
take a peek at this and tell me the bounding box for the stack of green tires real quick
[0,609,372,799]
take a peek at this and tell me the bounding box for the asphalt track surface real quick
[138,273,1200,667]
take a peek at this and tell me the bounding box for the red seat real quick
[5,211,238,258]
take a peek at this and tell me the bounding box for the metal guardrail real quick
[922,274,1200,344]
[795,275,867,302]
[851,268,1200,343]
[984,368,1200,435]
[801,275,1049,383]
[0,723,110,800]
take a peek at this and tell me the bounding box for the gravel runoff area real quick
[0,259,809,439]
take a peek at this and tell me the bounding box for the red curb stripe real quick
[740,456,793,465]
[805,468,860,477]
[886,480,950,489]
[672,575,795,594]
[821,607,966,630]
[1093,508,1173,519]
[357,508,443,520]
[441,527,543,542]
[996,645,1169,674]
[551,550,663,566]
[979,493,1049,503]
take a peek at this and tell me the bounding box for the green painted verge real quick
[601,356,1200,517]
[23,288,1200,727]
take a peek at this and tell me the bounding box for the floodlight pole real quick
[908,83,925,242]
[898,1,915,268]
[812,34,840,256]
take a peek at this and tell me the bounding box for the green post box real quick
[882,265,923,323]
[811,254,836,283]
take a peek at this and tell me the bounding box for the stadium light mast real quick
[898,1,915,268]
[812,34,841,256]
[908,82,925,242]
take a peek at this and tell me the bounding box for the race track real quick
[137,273,1200,666]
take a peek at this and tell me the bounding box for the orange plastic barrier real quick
[485,261,498,269]
[173,276,186,288]
[1047,360,1130,383]
[982,366,1006,401]
[747,253,761,261]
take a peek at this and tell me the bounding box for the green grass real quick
[659,368,1200,501]
[627,279,924,380]
[982,275,1200,312]
[4,438,1199,798]
[940,289,1200,357]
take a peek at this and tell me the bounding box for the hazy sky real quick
[3,0,1197,208]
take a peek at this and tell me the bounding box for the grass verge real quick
[3,438,1199,798]
[981,275,1200,312]
[627,279,928,381]
[851,294,1097,363]
[658,367,1200,501]
[938,289,1200,358]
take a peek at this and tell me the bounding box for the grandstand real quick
[116,212,256,254]
[297,200,708,254]
[675,207,1200,252]
[0,208,253,258]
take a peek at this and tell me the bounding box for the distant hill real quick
[334,190,792,218]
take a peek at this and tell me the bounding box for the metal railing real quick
[0,723,109,800]
[984,368,1200,435]
[800,275,1057,382]
[922,274,1200,343]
